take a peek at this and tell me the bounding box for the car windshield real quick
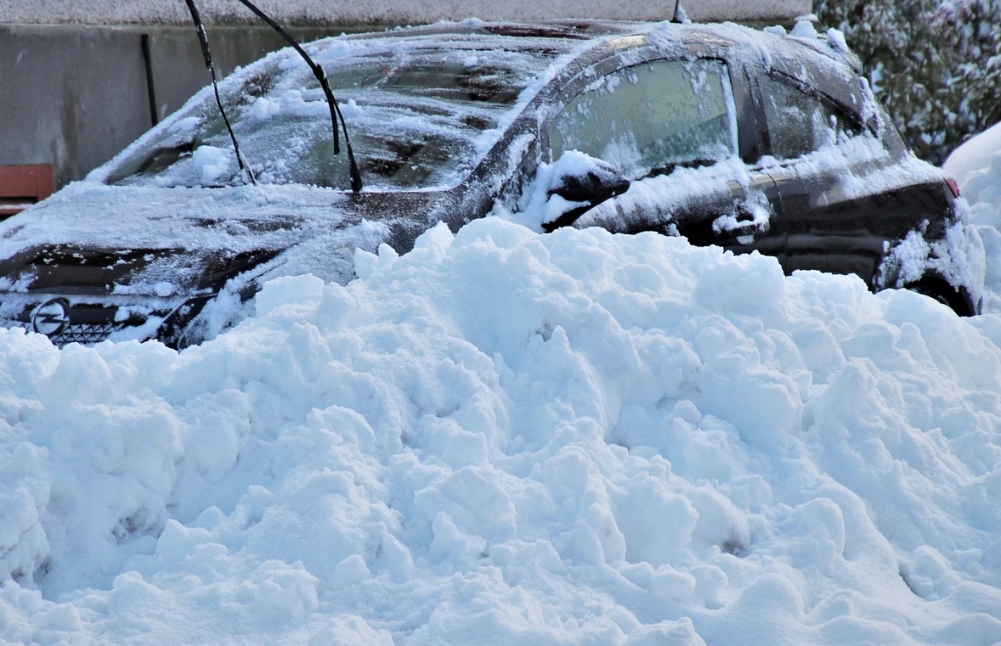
[106,42,561,191]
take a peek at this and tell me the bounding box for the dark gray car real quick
[0,20,983,348]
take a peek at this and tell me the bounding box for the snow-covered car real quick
[0,19,984,348]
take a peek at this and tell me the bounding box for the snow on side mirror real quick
[542,151,630,232]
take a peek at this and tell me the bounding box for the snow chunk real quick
[191,146,232,185]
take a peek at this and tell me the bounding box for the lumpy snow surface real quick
[946,122,1001,314]
[3,163,1001,645]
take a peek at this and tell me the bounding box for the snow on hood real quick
[0,182,368,253]
[0,182,394,297]
[2,213,1001,644]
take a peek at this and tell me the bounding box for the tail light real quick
[945,176,961,199]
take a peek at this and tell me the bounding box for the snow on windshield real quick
[105,36,567,191]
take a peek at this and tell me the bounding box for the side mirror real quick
[543,152,630,231]
[548,154,630,203]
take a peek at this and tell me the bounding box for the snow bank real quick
[2,212,1001,644]
[945,122,1001,312]
[943,121,1001,188]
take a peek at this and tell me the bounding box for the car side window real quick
[549,59,737,180]
[759,73,861,160]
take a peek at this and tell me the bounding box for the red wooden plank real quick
[0,164,55,216]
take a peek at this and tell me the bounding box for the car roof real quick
[322,20,866,112]
[341,19,653,41]
[330,19,862,70]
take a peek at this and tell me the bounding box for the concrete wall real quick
[0,0,810,26]
[0,25,346,189]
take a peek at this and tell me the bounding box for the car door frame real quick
[528,37,785,263]
[740,43,952,291]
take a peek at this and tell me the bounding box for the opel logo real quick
[32,298,71,336]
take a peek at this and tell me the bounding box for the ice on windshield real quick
[106,43,562,191]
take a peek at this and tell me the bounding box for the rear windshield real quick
[106,42,561,191]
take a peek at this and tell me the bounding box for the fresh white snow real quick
[2,32,1001,645]
[944,120,1001,188]
[947,122,1001,314]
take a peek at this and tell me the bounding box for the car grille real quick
[47,321,127,345]
[5,298,158,347]
[5,295,201,348]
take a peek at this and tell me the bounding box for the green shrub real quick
[814,0,1001,164]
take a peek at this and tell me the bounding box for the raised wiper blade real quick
[183,0,256,185]
[231,0,363,193]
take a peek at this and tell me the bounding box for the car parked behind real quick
[0,19,983,347]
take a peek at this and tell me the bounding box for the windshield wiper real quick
[184,0,256,185]
[232,0,363,193]
[183,0,363,192]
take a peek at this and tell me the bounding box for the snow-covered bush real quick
[815,0,1001,164]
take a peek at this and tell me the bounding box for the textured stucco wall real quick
[0,0,811,25]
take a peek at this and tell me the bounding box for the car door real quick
[752,69,936,284]
[541,55,784,261]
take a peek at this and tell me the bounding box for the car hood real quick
[0,181,439,297]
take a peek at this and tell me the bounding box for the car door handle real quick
[713,204,771,238]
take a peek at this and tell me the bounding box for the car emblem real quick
[32,298,71,336]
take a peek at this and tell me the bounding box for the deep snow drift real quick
[946,122,1001,314]
[3,154,1001,645]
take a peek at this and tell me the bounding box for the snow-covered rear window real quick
[549,59,736,180]
[106,46,560,191]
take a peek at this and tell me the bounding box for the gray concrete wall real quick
[0,0,811,26]
[0,25,347,189]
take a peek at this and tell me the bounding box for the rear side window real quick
[759,73,861,160]
[549,59,737,179]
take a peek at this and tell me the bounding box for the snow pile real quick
[2,209,1001,643]
[943,120,1001,189]
[945,122,1001,311]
